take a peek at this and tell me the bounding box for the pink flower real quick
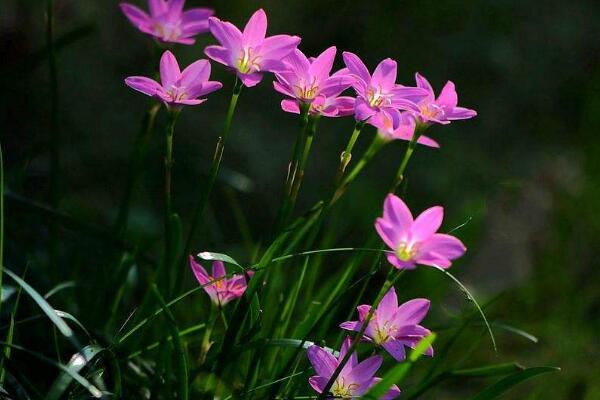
[125,50,222,107]
[369,111,440,148]
[274,46,355,117]
[205,9,301,87]
[340,287,433,362]
[343,52,428,130]
[375,194,466,270]
[413,72,477,125]
[189,256,248,306]
[120,0,213,44]
[307,337,400,399]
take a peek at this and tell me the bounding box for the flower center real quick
[419,103,443,120]
[331,378,360,398]
[396,241,418,262]
[367,86,389,108]
[154,21,182,41]
[293,77,320,101]
[166,85,187,101]
[237,47,261,74]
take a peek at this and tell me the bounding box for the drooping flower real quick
[307,337,400,399]
[125,50,222,107]
[375,194,466,270]
[205,9,301,87]
[413,72,477,126]
[189,256,248,306]
[340,287,433,362]
[120,0,213,44]
[342,52,428,130]
[274,46,354,117]
[369,111,439,148]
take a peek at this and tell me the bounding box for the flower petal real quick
[189,255,210,285]
[342,51,371,85]
[281,99,300,114]
[414,72,435,100]
[411,206,443,241]
[383,194,414,228]
[382,337,407,362]
[159,50,181,87]
[435,81,458,108]
[347,355,382,384]
[204,46,232,67]
[375,218,401,250]
[446,106,477,120]
[307,346,337,377]
[188,81,222,98]
[258,34,301,60]
[208,17,243,50]
[377,287,398,323]
[393,298,430,326]
[181,8,214,36]
[180,59,210,87]
[120,3,152,30]
[418,233,466,262]
[212,261,226,278]
[371,58,397,91]
[148,0,168,17]
[309,46,336,84]
[354,97,377,121]
[243,9,267,47]
[125,76,162,97]
[308,376,328,394]
[238,72,263,87]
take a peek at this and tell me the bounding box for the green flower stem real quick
[290,115,319,206]
[335,120,365,184]
[390,126,425,192]
[199,303,219,365]
[331,133,388,204]
[183,78,242,261]
[163,108,180,282]
[114,103,160,235]
[319,267,404,398]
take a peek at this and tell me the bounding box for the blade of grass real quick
[0,274,24,385]
[46,345,104,400]
[469,367,560,400]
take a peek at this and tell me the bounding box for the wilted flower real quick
[375,194,466,269]
[125,50,222,107]
[342,52,427,130]
[189,256,248,306]
[307,337,400,399]
[205,9,301,87]
[413,72,477,126]
[369,111,439,148]
[274,46,354,116]
[120,0,213,44]
[340,287,433,362]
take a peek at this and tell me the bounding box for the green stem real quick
[183,78,242,260]
[390,127,424,192]
[332,133,387,204]
[290,115,319,205]
[163,109,179,290]
[114,103,160,235]
[319,267,403,398]
[199,303,218,365]
[335,121,364,184]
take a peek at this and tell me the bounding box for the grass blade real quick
[46,345,104,400]
[469,366,560,400]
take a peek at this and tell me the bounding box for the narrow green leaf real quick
[44,281,76,299]
[469,367,560,400]
[4,268,73,339]
[0,282,23,384]
[365,334,437,399]
[197,252,243,271]
[451,363,524,378]
[46,345,104,400]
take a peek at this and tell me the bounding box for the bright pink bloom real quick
[342,52,427,130]
[189,256,248,306]
[120,0,213,44]
[125,50,222,107]
[413,72,477,125]
[205,9,301,87]
[340,287,433,362]
[274,46,354,117]
[307,337,400,399]
[375,194,466,270]
[369,111,439,148]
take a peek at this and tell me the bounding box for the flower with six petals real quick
[125,50,222,107]
[340,287,433,362]
[375,194,466,270]
[120,0,213,44]
[189,256,248,306]
[205,9,301,87]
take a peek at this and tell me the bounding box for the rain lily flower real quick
[125,50,222,107]
[307,337,400,399]
[274,46,354,116]
[205,9,301,87]
[413,72,477,126]
[375,194,466,269]
[340,287,433,362]
[120,0,213,44]
[369,111,439,148]
[189,256,248,306]
[342,52,428,130]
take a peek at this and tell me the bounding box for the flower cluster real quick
[121,4,476,398]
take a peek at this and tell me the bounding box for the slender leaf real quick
[46,345,104,400]
[469,367,560,400]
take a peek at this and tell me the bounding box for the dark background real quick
[1,0,599,398]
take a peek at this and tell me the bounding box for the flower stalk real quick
[391,126,425,192]
[336,121,364,184]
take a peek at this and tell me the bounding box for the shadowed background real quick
[1,0,599,398]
